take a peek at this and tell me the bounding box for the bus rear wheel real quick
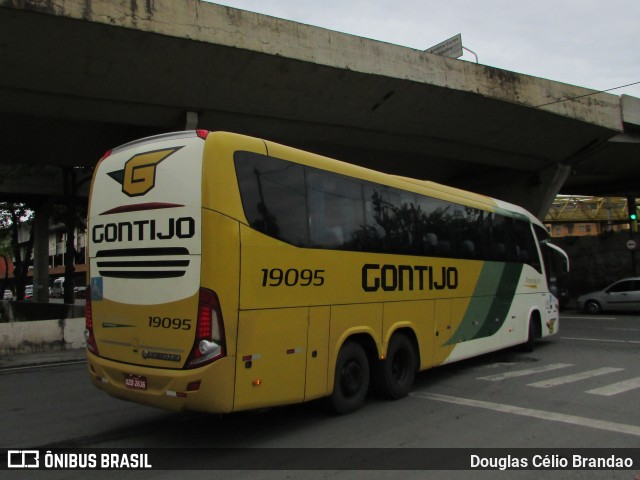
[328,341,370,414]
[373,333,417,399]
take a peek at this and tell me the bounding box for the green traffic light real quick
[628,196,637,221]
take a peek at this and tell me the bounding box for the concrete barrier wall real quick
[0,317,85,355]
[0,300,85,322]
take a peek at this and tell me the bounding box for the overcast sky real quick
[205,0,640,99]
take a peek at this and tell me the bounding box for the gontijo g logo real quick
[107,147,183,197]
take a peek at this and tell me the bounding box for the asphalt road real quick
[2,312,639,479]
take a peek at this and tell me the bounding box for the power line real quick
[535,81,640,108]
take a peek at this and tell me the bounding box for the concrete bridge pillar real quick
[33,200,51,303]
[531,163,572,219]
[492,163,571,220]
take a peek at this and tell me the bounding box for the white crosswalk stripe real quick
[412,392,640,437]
[477,363,573,381]
[586,377,640,396]
[477,363,640,397]
[527,367,624,388]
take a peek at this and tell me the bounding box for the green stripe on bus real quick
[446,262,524,345]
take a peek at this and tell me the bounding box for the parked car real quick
[50,278,84,300]
[50,277,65,298]
[577,277,640,314]
[3,289,12,300]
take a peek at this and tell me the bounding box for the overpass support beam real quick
[33,200,51,303]
[493,163,571,220]
[532,163,572,220]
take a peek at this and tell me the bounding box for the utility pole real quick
[627,196,638,276]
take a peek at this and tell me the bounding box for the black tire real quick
[585,300,602,315]
[328,341,370,414]
[522,316,540,352]
[373,333,417,399]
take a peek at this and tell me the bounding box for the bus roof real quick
[101,130,544,227]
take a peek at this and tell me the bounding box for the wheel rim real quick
[391,350,409,383]
[340,359,364,397]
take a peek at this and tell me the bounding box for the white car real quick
[51,277,65,298]
[577,277,640,314]
[3,290,12,300]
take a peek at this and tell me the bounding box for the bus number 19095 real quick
[261,268,325,287]
[148,316,192,330]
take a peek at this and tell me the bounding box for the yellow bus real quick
[86,130,568,414]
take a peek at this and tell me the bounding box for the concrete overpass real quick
[1,0,639,219]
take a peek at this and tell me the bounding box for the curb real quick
[0,348,86,370]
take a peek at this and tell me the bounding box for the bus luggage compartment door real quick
[234,308,308,411]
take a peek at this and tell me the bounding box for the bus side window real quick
[235,152,309,246]
[513,220,541,272]
[235,151,545,270]
[307,168,364,250]
[415,195,455,258]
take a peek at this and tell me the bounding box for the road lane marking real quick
[477,363,573,381]
[411,392,640,437]
[587,377,640,396]
[562,337,640,345]
[527,367,624,388]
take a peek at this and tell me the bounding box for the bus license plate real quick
[124,374,147,390]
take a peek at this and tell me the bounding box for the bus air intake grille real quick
[95,247,190,279]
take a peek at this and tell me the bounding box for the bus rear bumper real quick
[87,351,236,413]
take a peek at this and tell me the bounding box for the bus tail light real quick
[186,288,226,368]
[196,129,209,140]
[84,287,99,355]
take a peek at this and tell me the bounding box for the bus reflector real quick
[187,381,201,391]
[186,288,226,368]
[166,391,187,398]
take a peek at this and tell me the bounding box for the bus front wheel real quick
[328,341,370,414]
[522,315,541,352]
[373,333,417,399]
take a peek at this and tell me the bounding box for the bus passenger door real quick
[234,308,308,411]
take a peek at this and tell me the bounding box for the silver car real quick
[577,277,640,314]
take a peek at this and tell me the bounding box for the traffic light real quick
[628,196,637,221]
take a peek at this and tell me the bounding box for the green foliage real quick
[0,202,34,300]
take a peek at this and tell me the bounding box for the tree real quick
[0,238,11,296]
[58,168,90,304]
[0,203,34,301]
